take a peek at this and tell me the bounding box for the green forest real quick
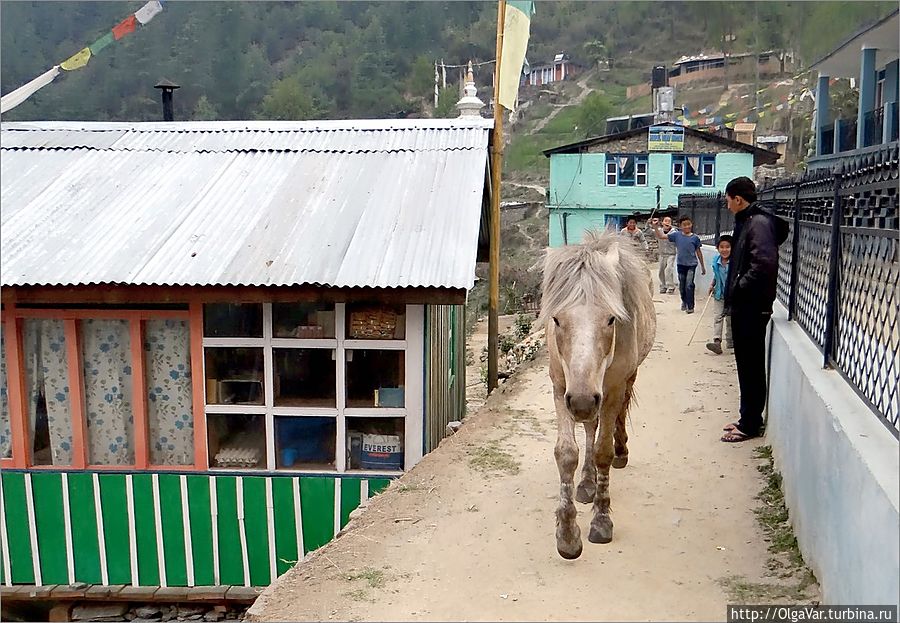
[1,1,894,122]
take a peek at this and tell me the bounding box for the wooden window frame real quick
[605,161,618,186]
[1,306,197,471]
[201,302,423,476]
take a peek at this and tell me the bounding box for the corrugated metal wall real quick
[424,305,467,454]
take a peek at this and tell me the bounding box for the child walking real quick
[706,235,734,354]
[652,216,705,312]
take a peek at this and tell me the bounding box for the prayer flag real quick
[61,47,91,71]
[1,65,60,113]
[89,32,115,55]
[135,0,163,25]
[113,14,137,40]
[497,0,534,111]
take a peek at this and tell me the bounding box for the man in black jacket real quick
[721,177,790,442]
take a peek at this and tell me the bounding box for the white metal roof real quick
[0,119,492,290]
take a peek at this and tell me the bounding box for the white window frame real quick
[635,160,648,186]
[202,302,423,475]
[606,161,618,186]
[702,160,715,187]
[672,160,684,186]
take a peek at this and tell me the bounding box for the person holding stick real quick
[706,235,734,354]
[654,216,677,295]
[651,215,705,313]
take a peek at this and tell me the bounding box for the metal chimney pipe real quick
[154,79,180,121]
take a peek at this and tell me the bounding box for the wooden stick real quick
[687,290,715,345]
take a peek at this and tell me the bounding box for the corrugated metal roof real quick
[0,119,492,290]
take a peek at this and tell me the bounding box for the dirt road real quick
[250,283,816,622]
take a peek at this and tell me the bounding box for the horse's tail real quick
[622,371,638,417]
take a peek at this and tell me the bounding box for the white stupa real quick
[456,61,485,118]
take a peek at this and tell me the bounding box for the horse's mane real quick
[539,230,647,325]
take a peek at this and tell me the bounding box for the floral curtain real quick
[145,319,193,465]
[81,319,134,465]
[1,327,11,458]
[23,319,73,465]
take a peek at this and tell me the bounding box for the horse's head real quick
[541,234,631,422]
[549,303,618,421]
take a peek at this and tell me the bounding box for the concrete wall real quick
[767,304,899,605]
[548,152,753,247]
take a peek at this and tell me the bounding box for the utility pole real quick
[487,0,506,394]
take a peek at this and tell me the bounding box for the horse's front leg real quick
[575,419,598,503]
[589,387,625,544]
[553,388,582,559]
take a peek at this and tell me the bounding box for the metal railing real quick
[678,142,899,433]
[760,141,899,435]
[820,122,835,156]
[863,106,885,147]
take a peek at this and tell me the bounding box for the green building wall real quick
[0,471,390,587]
[547,152,753,246]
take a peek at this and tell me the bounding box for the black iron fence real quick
[678,142,899,434]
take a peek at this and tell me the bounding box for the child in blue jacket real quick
[706,235,734,355]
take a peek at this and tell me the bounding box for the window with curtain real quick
[80,319,134,465]
[144,319,194,466]
[23,319,73,465]
[1,326,11,459]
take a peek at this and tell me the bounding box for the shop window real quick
[0,327,10,459]
[204,347,264,405]
[80,319,134,466]
[273,303,335,339]
[275,416,336,470]
[203,304,262,338]
[144,319,193,466]
[207,413,266,469]
[346,417,404,471]
[23,319,73,466]
[346,304,406,340]
[346,350,405,408]
[273,348,336,407]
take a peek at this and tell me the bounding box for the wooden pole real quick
[488,0,506,394]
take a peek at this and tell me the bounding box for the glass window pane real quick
[204,348,264,405]
[22,319,72,466]
[203,304,262,338]
[274,348,335,407]
[81,319,134,466]
[346,304,406,340]
[346,417,404,471]
[145,319,194,466]
[346,350,405,408]
[0,326,10,459]
[273,303,335,339]
[208,414,266,469]
[275,416,336,470]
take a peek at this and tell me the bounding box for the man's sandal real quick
[721,427,756,443]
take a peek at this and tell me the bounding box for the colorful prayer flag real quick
[135,0,163,25]
[113,14,137,40]
[89,32,115,55]
[498,0,534,111]
[61,47,91,71]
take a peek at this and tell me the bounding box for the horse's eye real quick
[553,317,560,326]
[608,316,615,326]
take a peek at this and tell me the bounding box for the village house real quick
[521,52,580,87]
[542,122,779,245]
[810,8,898,165]
[0,117,493,592]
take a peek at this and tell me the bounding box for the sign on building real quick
[648,125,684,151]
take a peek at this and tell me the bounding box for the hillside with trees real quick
[1,1,894,123]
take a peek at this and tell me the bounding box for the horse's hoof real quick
[575,483,595,504]
[557,544,583,560]
[588,517,614,544]
[612,454,629,469]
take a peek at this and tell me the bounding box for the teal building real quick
[543,123,779,246]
